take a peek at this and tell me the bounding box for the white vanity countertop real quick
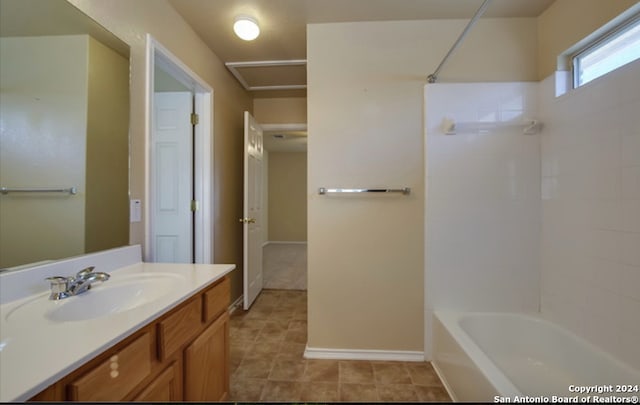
[0,261,235,402]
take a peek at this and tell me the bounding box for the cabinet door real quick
[184,312,229,401]
[133,361,182,401]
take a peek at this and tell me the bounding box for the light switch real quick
[130,199,141,223]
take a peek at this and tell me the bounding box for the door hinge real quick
[191,200,199,212]
[190,113,199,125]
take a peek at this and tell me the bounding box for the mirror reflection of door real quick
[151,66,195,263]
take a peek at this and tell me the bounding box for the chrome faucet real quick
[45,266,110,300]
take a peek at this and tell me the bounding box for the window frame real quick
[572,14,640,89]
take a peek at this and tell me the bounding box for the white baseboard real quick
[304,346,425,362]
[229,294,243,315]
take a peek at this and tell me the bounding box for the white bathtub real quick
[432,312,640,402]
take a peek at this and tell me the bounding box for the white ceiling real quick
[170,0,555,63]
[169,0,556,152]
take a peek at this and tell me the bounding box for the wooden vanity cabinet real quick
[28,276,230,402]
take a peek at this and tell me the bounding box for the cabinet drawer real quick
[203,277,230,323]
[69,332,152,401]
[158,297,202,360]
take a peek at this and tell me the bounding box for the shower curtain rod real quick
[427,0,492,83]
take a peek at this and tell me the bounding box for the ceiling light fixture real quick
[233,16,260,41]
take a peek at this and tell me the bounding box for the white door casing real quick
[243,111,264,310]
[145,35,214,265]
[151,92,193,263]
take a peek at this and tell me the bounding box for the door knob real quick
[239,218,256,224]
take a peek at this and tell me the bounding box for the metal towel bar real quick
[318,187,410,195]
[1,187,77,195]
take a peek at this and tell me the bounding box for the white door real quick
[151,92,193,263]
[242,111,264,309]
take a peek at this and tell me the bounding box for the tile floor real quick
[262,243,307,290]
[229,289,451,402]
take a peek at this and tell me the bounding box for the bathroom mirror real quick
[0,0,130,270]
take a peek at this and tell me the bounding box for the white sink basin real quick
[4,272,185,323]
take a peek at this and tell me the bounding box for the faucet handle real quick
[46,276,70,300]
[46,276,67,290]
[75,266,96,279]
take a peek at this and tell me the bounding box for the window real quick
[573,16,640,88]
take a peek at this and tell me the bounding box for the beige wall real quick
[68,0,252,301]
[537,0,638,80]
[307,18,537,352]
[268,152,307,242]
[0,35,88,268]
[85,36,130,254]
[253,97,307,124]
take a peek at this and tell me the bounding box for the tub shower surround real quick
[425,73,640,401]
[538,61,640,371]
[424,81,541,353]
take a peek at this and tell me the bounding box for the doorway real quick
[262,124,308,291]
[145,35,213,264]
